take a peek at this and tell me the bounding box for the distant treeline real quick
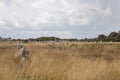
[0,31,120,42]
[26,37,78,42]
[81,31,120,42]
[11,37,78,42]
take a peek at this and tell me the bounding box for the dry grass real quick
[0,42,120,80]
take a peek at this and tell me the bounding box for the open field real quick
[0,42,120,80]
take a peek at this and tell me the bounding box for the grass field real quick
[0,42,120,80]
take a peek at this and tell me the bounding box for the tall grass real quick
[0,42,120,80]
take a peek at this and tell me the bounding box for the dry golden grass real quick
[0,41,120,80]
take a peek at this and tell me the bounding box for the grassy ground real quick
[0,42,120,80]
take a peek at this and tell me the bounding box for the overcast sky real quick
[0,0,120,39]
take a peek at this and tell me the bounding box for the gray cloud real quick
[0,0,120,39]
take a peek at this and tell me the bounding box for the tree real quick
[116,31,120,39]
[8,37,12,39]
[108,32,118,38]
[36,37,61,41]
[97,34,107,39]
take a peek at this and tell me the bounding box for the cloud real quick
[0,0,120,39]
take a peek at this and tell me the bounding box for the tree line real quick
[0,31,120,42]
[81,31,120,42]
